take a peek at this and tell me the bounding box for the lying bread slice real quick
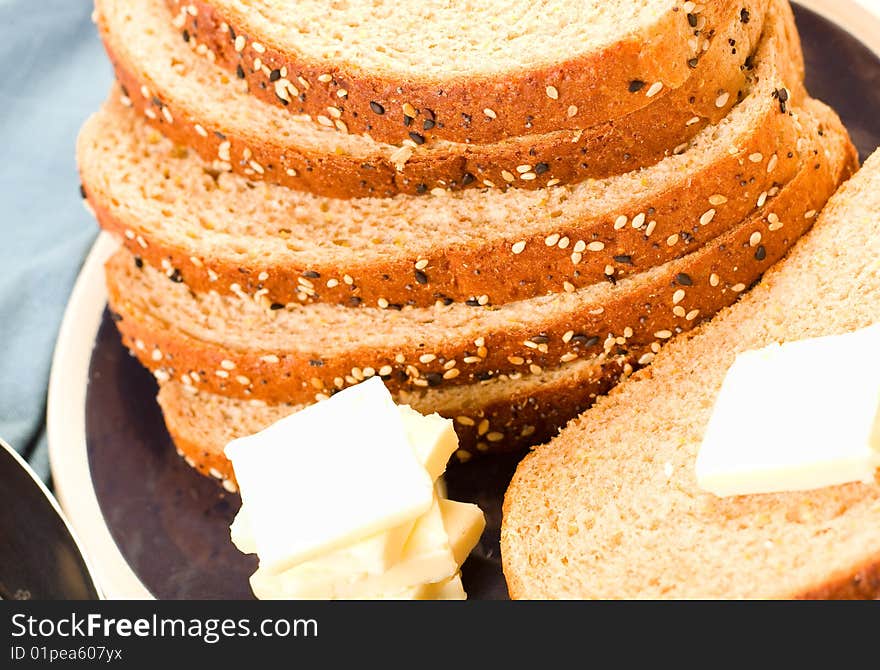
[165,0,757,145]
[106,99,856,406]
[501,149,880,600]
[94,0,777,197]
[156,351,636,487]
[81,48,802,311]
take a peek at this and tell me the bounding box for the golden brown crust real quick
[83,92,802,309]
[157,354,632,486]
[97,0,777,198]
[105,122,855,406]
[167,0,739,145]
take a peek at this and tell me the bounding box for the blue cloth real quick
[0,0,113,481]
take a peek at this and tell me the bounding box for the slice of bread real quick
[501,150,880,600]
[155,351,636,487]
[94,0,777,197]
[80,44,802,311]
[104,99,856,406]
[165,0,757,145]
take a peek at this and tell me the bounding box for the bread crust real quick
[156,354,632,485]
[167,0,746,146]
[82,91,802,309]
[105,112,855,406]
[95,0,775,198]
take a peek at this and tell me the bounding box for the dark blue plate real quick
[83,4,880,600]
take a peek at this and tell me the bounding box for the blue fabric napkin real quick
[0,0,113,481]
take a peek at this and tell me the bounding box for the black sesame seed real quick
[182,29,190,42]
[415,183,428,194]
[613,255,633,264]
[369,101,385,115]
[628,80,646,93]
[302,270,320,279]
[676,272,693,286]
[269,69,281,82]
[465,298,481,307]
[387,303,403,311]
[687,12,697,27]
[425,373,443,387]
[439,296,454,306]
[606,274,617,285]
[348,296,362,307]
[755,245,767,261]
[152,96,163,108]
[461,113,472,126]
[571,335,600,348]
[414,270,428,284]
[214,131,227,140]
[269,302,284,310]
[169,269,183,283]
[423,118,435,131]
[531,335,550,344]
[688,57,699,68]
[777,88,789,102]
[408,132,426,145]
[134,256,144,269]
[461,172,475,186]
[308,359,324,367]
[236,64,245,79]
[403,115,413,127]
[475,371,493,381]
[740,8,751,23]
[534,162,550,174]
[79,184,87,199]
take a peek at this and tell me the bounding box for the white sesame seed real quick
[673,306,686,317]
[570,252,583,265]
[520,172,537,181]
[666,233,680,246]
[587,241,605,252]
[709,273,720,287]
[234,35,246,52]
[749,152,763,163]
[709,194,728,206]
[567,105,578,118]
[672,289,686,305]
[767,153,779,173]
[546,85,559,100]
[700,209,716,226]
[573,240,587,253]
[557,236,570,249]
[686,309,700,321]
[215,370,229,379]
[645,220,657,237]
[646,81,663,97]
[544,233,560,246]
[638,352,655,366]
[483,108,497,119]
[757,191,768,208]
[511,241,526,254]
[804,210,817,219]
[414,258,429,270]
[501,170,515,182]
[251,42,265,54]
[631,212,646,229]
[563,281,575,293]
[614,215,628,230]
[715,91,730,108]
[419,354,436,364]
[654,330,673,339]
[731,283,747,292]
[749,231,762,247]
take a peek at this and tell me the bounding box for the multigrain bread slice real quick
[94,0,778,198]
[165,0,755,145]
[155,352,637,487]
[500,150,880,600]
[105,100,856,406]
[80,57,803,311]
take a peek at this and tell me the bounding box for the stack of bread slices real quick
[78,0,857,492]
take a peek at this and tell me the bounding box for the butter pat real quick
[251,495,458,599]
[249,497,484,599]
[229,408,461,577]
[225,377,434,573]
[697,324,880,497]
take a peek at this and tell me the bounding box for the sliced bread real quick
[165,0,758,145]
[500,150,880,600]
[94,0,778,197]
[156,351,635,487]
[80,54,802,310]
[104,99,856,406]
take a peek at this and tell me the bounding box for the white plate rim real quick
[47,0,880,600]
